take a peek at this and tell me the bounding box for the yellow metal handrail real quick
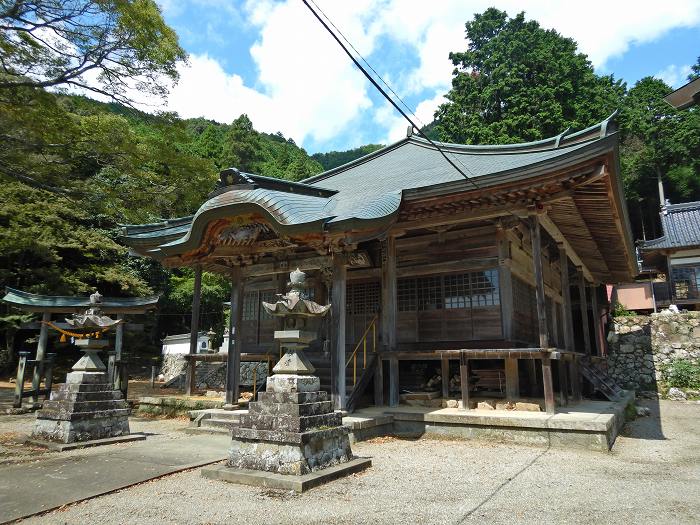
[345,315,378,386]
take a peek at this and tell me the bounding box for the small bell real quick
[60,334,67,343]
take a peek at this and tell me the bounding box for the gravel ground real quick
[12,399,699,525]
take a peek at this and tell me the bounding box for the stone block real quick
[266,374,320,393]
[515,402,542,412]
[477,401,495,410]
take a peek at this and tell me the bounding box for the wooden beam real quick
[186,265,202,396]
[505,357,519,401]
[539,213,595,283]
[577,269,592,356]
[225,266,244,406]
[331,253,347,410]
[30,311,50,404]
[542,356,556,414]
[559,245,575,352]
[460,354,470,411]
[529,215,549,349]
[389,356,399,407]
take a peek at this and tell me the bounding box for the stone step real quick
[203,417,241,429]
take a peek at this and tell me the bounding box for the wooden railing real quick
[345,315,378,387]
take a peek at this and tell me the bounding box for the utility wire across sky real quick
[301,0,483,191]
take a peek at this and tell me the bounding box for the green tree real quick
[619,77,700,238]
[0,0,186,104]
[689,56,700,81]
[434,8,625,144]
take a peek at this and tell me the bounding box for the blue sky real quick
[153,1,700,154]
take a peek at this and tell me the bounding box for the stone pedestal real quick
[32,339,131,444]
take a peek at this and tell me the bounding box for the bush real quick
[660,359,700,390]
[611,301,635,318]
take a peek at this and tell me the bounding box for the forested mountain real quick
[312,144,384,170]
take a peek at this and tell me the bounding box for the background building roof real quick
[642,201,700,250]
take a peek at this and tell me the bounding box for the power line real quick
[301,0,481,190]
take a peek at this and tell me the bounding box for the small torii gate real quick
[2,287,159,408]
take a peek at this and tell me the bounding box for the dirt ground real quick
[1,398,696,525]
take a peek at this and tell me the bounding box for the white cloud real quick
[375,92,447,144]
[655,64,693,88]
[147,0,700,149]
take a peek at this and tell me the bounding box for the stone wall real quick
[160,355,268,390]
[607,311,700,393]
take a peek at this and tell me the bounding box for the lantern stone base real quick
[218,369,370,486]
[31,370,131,445]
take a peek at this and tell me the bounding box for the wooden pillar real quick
[331,253,347,410]
[459,353,470,411]
[530,215,554,413]
[666,253,674,302]
[497,234,514,341]
[30,311,50,404]
[529,215,549,349]
[558,245,575,351]
[226,266,244,406]
[541,356,556,414]
[577,269,592,356]
[389,356,399,407]
[380,236,397,350]
[505,357,519,401]
[590,284,603,357]
[441,356,450,399]
[115,314,124,361]
[559,245,581,402]
[377,236,396,406]
[186,265,202,396]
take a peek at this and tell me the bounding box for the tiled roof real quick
[2,287,159,313]
[642,201,700,250]
[122,114,620,257]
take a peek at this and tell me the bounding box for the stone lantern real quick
[30,292,138,448]
[203,269,370,490]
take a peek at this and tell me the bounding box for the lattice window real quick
[444,273,469,309]
[417,275,442,311]
[397,278,417,312]
[470,270,499,307]
[346,281,380,315]
[242,292,258,321]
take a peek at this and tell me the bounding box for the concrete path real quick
[0,432,229,523]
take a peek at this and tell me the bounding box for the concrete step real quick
[203,417,240,429]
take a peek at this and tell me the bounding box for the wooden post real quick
[30,311,50,404]
[559,245,574,351]
[374,356,384,406]
[590,284,603,357]
[542,356,556,415]
[529,215,549,349]
[505,357,519,401]
[497,234,514,341]
[459,353,470,411]
[530,215,554,413]
[115,314,124,361]
[13,352,28,408]
[226,266,244,406]
[380,236,397,351]
[331,253,347,410]
[389,356,399,407]
[441,356,450,399]
[559,244,581,402]
[577,269,592,356]
[186,265,202,396]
